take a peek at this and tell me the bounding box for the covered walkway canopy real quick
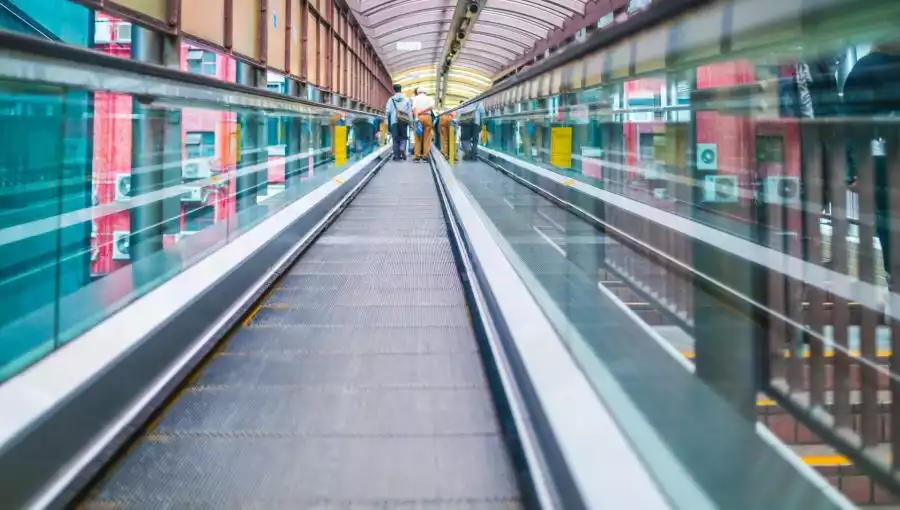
[348,0,629,106]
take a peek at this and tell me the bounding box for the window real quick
[186,131,215,159]
[187,50,217,76]
[756,135,784,165]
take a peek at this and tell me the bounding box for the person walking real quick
[843,39,900,313]
[411,88,435,162]
[385,84,411,161]
[439,111,455,159]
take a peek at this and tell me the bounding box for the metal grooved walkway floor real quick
[82,161,523,509]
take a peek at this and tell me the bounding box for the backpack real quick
[392,97,411,124]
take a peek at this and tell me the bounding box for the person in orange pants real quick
[413,114,434,161]
[439,112,455,159]
[411,88,435,162]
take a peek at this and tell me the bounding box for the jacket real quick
[385,93,412,125]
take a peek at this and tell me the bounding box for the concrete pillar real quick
[129,26,181,263]
[285,79,303,188]
[692,248,763,423]
[688,69,761,422]
[235,61,268,212]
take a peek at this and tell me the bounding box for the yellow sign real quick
[233,123,241,163]
[550,127,573,169]
[334,125,348,167]
[449,125,456,165]
[480,124,488,145]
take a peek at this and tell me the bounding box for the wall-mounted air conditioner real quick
[182,159,212,179]
[94,20,112,44]
[112,231,130,260]
[763,176,801,205]
[116,22,133,43]
[181,187,207,202]
[703,175,739,203]
[115,174,132,201]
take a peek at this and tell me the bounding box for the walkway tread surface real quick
[82,161,522,509]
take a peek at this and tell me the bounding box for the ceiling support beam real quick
[494,0,629,79]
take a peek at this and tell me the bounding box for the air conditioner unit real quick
[703,175,739,203]
[116,22,133,43]
[182,159,212,178]
[94,20,112,44]
[763,176,801,205]
[112,231,130,260]
[181,187,207,202]
[115,174,132,201]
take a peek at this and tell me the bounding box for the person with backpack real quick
[385,84,412,161]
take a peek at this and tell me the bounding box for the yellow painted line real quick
[680,349,892,360]
[562,178,576,186]
[242,301,266,327]
[242,285,282,327]
[803,455,851,467]
[333,177,344,185]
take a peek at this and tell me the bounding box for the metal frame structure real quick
[493,0,631,80]
[0,29,381,116]
[350,0,622,105]
[68,0,393,110]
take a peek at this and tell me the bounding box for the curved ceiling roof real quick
[350,0,590,102]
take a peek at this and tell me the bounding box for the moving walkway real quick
[3,0,897,506]
[78,160,524,508]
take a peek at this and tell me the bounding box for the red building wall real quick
[694,59,801,237]
[92,13,242,277]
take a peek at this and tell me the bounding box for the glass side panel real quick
[0,81,382,382]
[444,0,900,505]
